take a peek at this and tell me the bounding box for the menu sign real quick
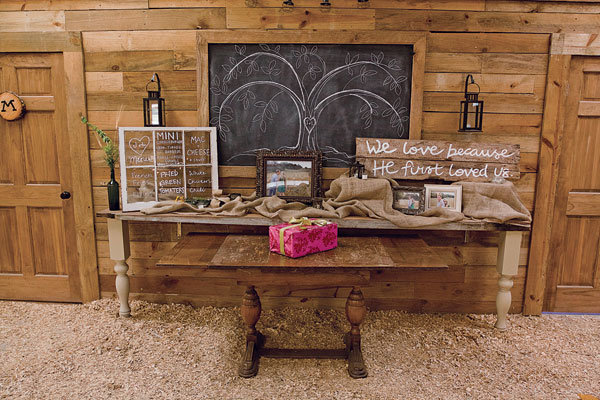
[356,138,520,182]
[119,127,218,211]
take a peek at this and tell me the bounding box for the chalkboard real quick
[208,43,413,167]
[118,127,218,211]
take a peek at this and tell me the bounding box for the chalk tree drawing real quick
[209,44,412,167]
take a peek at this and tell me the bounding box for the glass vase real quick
[107,168,120,211]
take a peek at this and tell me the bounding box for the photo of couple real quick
[265,160,312,198]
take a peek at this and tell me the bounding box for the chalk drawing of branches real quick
[211,45,410,164]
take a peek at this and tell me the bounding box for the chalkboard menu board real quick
[208,43,414,168]
[118,127,218,211]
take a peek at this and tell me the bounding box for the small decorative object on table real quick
[81,115,120,211]
[229,193,242,201]
[256,150,322,203]
[269,217,337,258]
[348,160,366,179]
[424,184,462,212]
[185,197,211,208]
[392,186,425,215]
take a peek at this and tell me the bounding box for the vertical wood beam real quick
[64,32,100,302]
[523,53,572,315]
[410,35,426,140]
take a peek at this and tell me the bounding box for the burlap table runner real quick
[140,176,531,227]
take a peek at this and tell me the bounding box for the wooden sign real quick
[119,127,218,211]
[356,138,520,182]
[0,92,25,121]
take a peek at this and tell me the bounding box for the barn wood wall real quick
[4,0,595,312]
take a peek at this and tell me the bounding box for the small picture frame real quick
[392,186,425,215]
[424,184,462,212]
[256,150,322,203]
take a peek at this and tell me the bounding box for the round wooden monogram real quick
[0,92,26,121]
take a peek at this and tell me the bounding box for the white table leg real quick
[107,219,131,317]
[495,231,523,330]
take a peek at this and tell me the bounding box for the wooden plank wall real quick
[3,0,598,312]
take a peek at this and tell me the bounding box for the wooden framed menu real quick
[118,127,218,211]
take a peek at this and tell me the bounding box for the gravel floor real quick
[0,299,599,400]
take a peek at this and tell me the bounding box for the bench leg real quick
[239,286,264,378]
[345,286,368,379]
[495,231,522,330]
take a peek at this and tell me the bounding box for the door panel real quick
[23,112,60,184]
[16,67,52,95]
[0,207,19,274]
[546,56,600,312]
[0,52,81,302]
[29,207,68,276]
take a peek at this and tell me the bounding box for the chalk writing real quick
[119,128,218,211]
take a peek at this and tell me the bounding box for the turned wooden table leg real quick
[345,286,368,379]
[239,285,264,378]
[107,219,131,318]
[495,231,522,330]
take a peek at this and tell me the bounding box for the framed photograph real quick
[424,184,462,212]
[393,186,425,215]
[256,150,322,203]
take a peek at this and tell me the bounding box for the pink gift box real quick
[269,219,338,258]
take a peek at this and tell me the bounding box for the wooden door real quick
[545,57,600,312]
[0,53,81,302]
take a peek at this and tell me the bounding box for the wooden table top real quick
[98,210,530,232]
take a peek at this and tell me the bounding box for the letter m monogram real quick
[1,99,16,112]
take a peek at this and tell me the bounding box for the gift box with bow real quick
[269,217,338,258]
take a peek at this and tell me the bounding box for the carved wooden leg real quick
[345,286,368,379]
[114,260,130,317]
[107,219,131,318]
[239,286,263,378]
[495,231,523,330]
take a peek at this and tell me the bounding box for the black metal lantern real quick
[458,74,483,132]
[143,73,165,127]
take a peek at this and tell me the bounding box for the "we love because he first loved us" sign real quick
[356,138,520,182]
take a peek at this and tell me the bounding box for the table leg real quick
[107,219,131,318]
[239,286,264,378]
[495,231,523,330]
[345,286,368,379]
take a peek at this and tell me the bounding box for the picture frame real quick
[424,184,462,212]
[392,186,425,215]
[256,150,322,203]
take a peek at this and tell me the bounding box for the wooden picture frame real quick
[119,127,219,211]
[424,184,462,212]
[256,150,322,203]
[393,186,425,215]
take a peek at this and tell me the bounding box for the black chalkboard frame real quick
[197,30,426,170]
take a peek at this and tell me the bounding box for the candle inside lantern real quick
[151,102,159,125]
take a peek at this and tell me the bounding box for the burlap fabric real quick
[140,176,530,227]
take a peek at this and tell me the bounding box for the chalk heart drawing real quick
[211,44,409,165]
[128,136,150,156]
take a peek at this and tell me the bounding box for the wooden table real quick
[99,211,529,377]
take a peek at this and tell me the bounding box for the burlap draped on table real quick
[141,176,531,227]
